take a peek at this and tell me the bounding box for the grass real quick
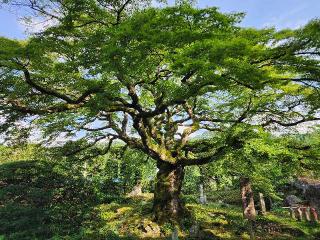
[0,160,319,240]
[81,195,320,240]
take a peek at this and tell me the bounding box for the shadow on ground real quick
[0,160,319,240]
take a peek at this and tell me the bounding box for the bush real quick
[0,160,97,239]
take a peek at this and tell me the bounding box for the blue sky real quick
[1,0,319,38]
[197,0,320,29]
[0,0,320,39]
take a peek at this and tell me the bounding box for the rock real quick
[137,220,161,238]
[127,181,143,197]
[284,195,302,207]
[296,177,320,210]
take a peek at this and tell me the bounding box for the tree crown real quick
[1,1,320,165]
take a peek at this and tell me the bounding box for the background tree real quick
[287,128,320,178]
[1,1,320,222]
[82,145,156,200]
[181,128,304,204]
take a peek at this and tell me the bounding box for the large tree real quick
[1,0,320,222]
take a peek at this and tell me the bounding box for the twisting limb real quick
[115,0,132,24]
[262,116,320,127]
[22,69,99,104]
[4,98,83,114]
[64,135,110,156]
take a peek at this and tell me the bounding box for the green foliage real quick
[0,142,319,239]
[182,166,201,195]
[184,125,320,203]
[0,144,48,163]
[1,0,320,227]
[83,146,157,201]
[0,160,97,239]
[287,128,320,177]
[1,1,319,169]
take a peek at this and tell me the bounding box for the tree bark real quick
[240,177,256,221]
[240,177,256,240]
[153,161,185,223]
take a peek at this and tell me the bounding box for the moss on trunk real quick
[153,161,185,223]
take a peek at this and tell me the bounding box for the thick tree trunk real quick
[240,177,256,240]
[153,161,185,223]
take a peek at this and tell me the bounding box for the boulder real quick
[296,177,320,210]
[284,195,302,207]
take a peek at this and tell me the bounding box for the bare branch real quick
[115,0,132,24]
[262,116,320,127]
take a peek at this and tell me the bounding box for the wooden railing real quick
[282,206,318,222]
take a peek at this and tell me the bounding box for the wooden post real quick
[259,193,266,215]
[296,207,303,221]
[248,220,255,240]
[199,166,207,205]
[268,197,273,211]
[289,207,295,219]
[310,208,319,223]
[199,183,207,204]
[305,207,311,222]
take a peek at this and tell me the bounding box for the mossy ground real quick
[0,160,319,240]
[82,194,320,240]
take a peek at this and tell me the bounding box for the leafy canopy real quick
[1,1,320,166]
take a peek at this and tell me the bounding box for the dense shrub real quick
[0,160,97,239]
